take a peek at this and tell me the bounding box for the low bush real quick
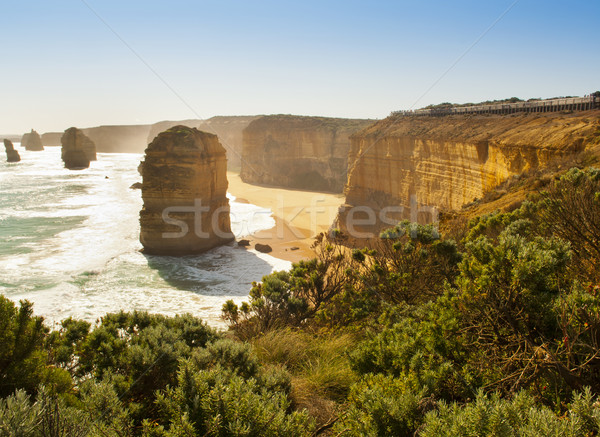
[421,389,600,437]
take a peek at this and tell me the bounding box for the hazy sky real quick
[1,0,599,134]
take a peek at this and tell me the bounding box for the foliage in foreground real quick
[0,299,314,436]
[1,166,600,436]
[224,167,600,434]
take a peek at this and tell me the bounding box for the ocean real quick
[0,146,290,329]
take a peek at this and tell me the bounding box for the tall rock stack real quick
[61,127,97,169]
[20,132,30,147]
[3,139,21,162]
[21,129,44,151]
[140,126,234,255]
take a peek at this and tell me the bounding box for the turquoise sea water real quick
[0,146,288,328]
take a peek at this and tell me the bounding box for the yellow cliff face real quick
[338,111,600,238]
[240,115,374,192]
[147,116,260,171]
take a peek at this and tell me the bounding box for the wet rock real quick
[255,243,272,253]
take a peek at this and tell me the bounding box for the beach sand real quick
[227,172,345,263]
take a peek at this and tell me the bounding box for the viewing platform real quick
[394,95,599,117]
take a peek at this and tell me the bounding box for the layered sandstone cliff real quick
[147,116,258,170]
[240,115,373,192]
[82,125,151,153]
[337,111,600,237]
[21,129,44,151]
[139,126,234,255]
[37,117,252,156]
[41,126,151,152]
[3,139,21,162]
[41,132,63,147]
[61,127,97,169]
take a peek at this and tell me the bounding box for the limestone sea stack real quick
[140,126,234,255]
[21,129,44,151]
[61,127,97,169]
[3,139,21,162]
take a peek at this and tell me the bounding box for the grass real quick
[250,328,359,428]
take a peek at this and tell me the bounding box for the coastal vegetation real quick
[2,166,600,435]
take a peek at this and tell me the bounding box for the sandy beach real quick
[227,172,345,262]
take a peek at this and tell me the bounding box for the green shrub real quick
[223,224,462,334]
[535,167,600,283]
[421,389,600,437]
[0,390,41,437]
[0,297,73,397]
[334,374,426,436]
[223,234,354,335]
[151,363,314,436]
[350,299,473,401]
[73,311,219,425]
[0,386,120,437]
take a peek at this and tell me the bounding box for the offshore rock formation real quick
[240,115,373,192]
[140,126,234,255]
[21,129,44,151]
[336,111,600,239]
[3,139,21,162]
[61,127,97,169]
[147,116,259,170]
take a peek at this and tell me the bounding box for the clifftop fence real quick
[394,95,600,117]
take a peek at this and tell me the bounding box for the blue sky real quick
[1,0,599,133]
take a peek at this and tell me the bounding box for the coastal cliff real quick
[337,111,600,237]
[41,132,63,147]
[139,126,234,255]
[41,126,150,152]
[37,117,252,156]
[82,125,151,153]
[240,115,373,192]
[147,116,258,170]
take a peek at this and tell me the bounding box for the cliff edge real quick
[337,111,600,239]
